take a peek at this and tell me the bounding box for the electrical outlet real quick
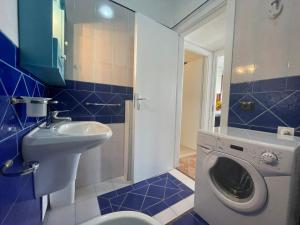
[277,126,295,136]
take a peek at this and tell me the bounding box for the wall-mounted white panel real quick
[0,0,19,46]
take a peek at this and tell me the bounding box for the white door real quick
[132,13,179,182]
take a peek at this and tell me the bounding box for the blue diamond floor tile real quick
[97,173,194,216]
[170,210,209,225]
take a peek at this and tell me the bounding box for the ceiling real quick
[185,10,226,51]
[103,0,207,28]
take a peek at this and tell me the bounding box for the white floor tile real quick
[169,169,195,191]
[170,196,194,216]
[45,204,76,225]
[111,176,132,190]
[94,181,114,196]
[75,197,100,224]
[75,185,96,202]
[153,208,177,225]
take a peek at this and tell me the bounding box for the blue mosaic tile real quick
[230,82,253,94]
[171,211,209,225]
[270,91,300,127]
[75,80,95,91]
[0,31,43,225]
[65,80,75,89]
[111,85,127,94]
[0,32,16,66]
[253,77,286,92]
[229,75,300,136]
[97,173,194,216]
[23,75,36,96]
[253,91,293,109]
[95,83,111,93]
[48,80,133,123]
[126,87,133,94]
[0,60,22,96]
[145,201,169,216]
[67,89,90,103]
[231,95,266,123]
[287,76,300,91]
[248,111,286,128]
[95,116,111,124]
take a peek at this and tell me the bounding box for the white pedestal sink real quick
[22,121,112,208]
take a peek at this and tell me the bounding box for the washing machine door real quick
[203,151,267,213]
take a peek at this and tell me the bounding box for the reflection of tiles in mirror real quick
[97,173,194,216]
[177,155,197,180]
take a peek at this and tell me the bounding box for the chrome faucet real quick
[45,110,72,128]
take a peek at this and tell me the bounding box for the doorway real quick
[177,4,230,179]
[177,50,204,179]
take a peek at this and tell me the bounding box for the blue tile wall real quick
[0,31,44,225]
[228,76,300,136]
[47,80,133,124]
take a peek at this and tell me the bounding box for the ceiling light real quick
[98,5,114,19]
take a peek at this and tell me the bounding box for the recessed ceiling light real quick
[98,5,114,19]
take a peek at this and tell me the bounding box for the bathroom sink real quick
[22,121,112,205]
[56,121,110,136]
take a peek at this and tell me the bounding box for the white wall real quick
[231,0,300,83]
[65,0,135,87]
[180,57,204,150]
[0,0,18,46]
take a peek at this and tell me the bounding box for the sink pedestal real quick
[50,181,76,208]
[22,121,112,208]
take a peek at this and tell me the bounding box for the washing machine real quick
[194,127,300,225]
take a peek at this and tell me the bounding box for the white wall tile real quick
[232,0,299,83]
[67,5,134,87]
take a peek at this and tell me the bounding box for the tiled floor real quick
[180,146,196,158]
[168,210,209,225]
[98,173,194,216]
[177,155,197,179]
[43,169,196,225]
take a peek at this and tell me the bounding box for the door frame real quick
[173,0,236,166]
[184,40,214,131]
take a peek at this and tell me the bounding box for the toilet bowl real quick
[80,211,161,225]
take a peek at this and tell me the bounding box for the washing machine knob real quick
[261,152,278,165]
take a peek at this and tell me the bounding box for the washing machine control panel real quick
[260,152,279,165]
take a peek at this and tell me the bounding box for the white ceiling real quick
[185,10,226,51]
[65,0,208,27]
[111,0,208,28]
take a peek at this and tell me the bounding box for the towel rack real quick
[1,160,39,177]
[85,102,121,107]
